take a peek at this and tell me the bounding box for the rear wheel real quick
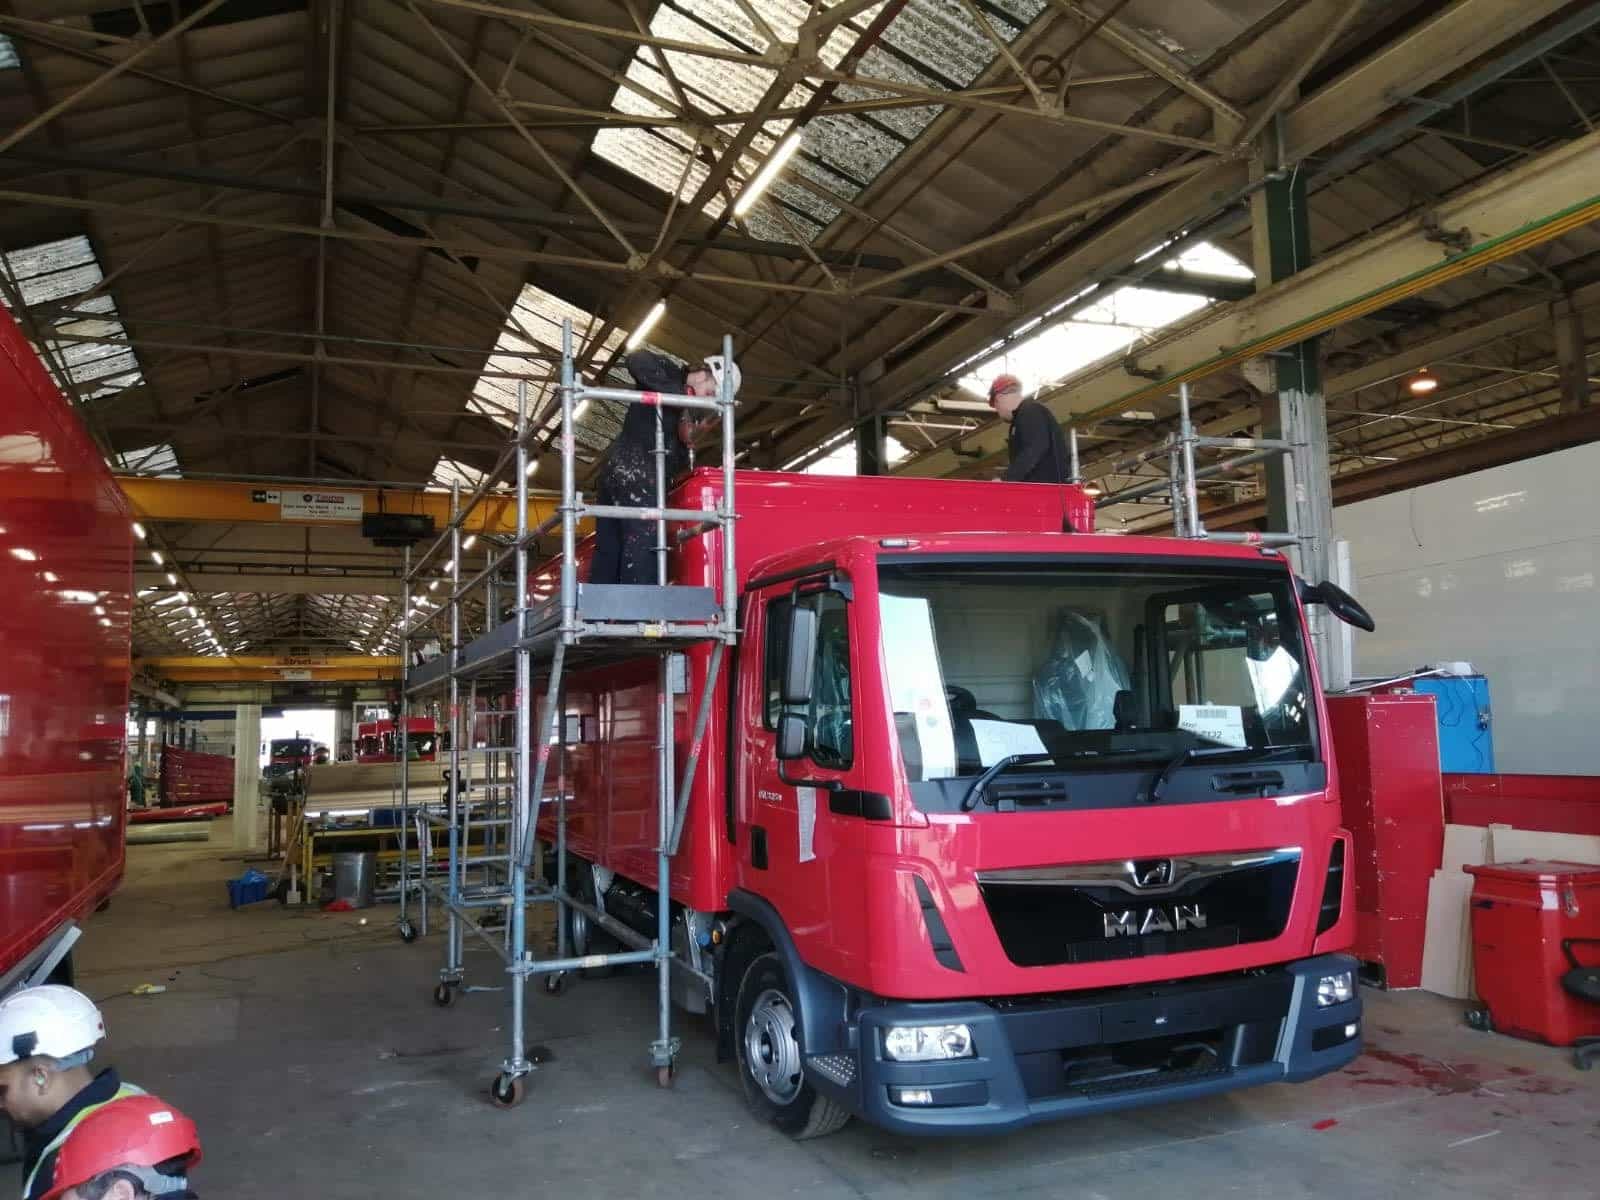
[561,862,619,979]
[734,953,849,1140]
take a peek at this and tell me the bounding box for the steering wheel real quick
[945,685,978,717]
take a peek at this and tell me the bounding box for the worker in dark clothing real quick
[589,348,740,586]
[989,373,1069,485]
[0,986,145,1200]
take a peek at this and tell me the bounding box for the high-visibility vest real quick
[20,1084,145,1200]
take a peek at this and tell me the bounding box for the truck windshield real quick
[878,558,1317,805]
[271,739,311,758]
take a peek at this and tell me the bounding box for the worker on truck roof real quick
[590,349,741,586]
[38,1094,201,1200]
[0,987,145,1200]
[989,373,1070,486]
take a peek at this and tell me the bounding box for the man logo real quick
[1128,859,1173,889]
[1103,904,1207,937]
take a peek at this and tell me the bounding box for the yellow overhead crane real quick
[137,654,401,684]
[115,477,563,534]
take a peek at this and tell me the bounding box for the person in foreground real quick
[0,986,145,1200]
[39,1095,201,1200]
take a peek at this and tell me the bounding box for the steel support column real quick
[1554,296,1592,412]
[854,378,886,475]
[1252,152,1339,686]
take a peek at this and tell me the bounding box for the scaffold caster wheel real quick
[656,1062,676,1089]
[1464,1008,1492,1033]
[398,920,417,944]
[490,1072,525,1108]
[543,971,568,996]
[433,981,458,1008]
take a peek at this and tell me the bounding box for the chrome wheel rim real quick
[744,988,802,1106]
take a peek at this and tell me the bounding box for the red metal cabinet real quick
[1327,693,1445,988]
[1465,861,1600,1046]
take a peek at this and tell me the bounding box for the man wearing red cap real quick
[988,374,1069,486]
[40,1095,200,1200]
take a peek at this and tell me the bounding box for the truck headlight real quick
[883,1023,974,1062]
[1316,970,1354,1007]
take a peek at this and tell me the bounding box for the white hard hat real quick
[0,985,106,1065]
[699,354,741,399]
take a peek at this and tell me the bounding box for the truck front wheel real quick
[734,952,849,1139]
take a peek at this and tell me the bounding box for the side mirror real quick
[1299,578,1376,633]
[776,712,808,760]
[782,603,818,705]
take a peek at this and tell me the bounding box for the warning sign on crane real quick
[250,489,364,522]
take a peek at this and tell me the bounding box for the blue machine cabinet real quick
[1413,675,1494,773]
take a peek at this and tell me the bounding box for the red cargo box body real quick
[1465,861,1600,1046]
[158,746,234,804]
[1327,693,1444,988]
[0,304,132,983]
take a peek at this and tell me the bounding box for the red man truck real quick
[0,303,132,995]
[356,717,443,764]
[536,469,1371,1137]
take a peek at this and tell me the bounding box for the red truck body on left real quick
[0,303,132,988]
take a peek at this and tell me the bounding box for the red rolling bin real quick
[1463,861,1600,1046]
[1327,693,1445,988]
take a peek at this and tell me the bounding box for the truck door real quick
[736,577,860,970]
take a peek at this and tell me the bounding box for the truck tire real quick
[734,952,850,1140]
[560,861,619,979]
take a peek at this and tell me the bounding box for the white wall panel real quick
[1333,441,1600,774]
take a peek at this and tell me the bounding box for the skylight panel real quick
[0,33,18,70]
[117,443,180,476]
[431,457,486,491]
[955,243,1253,399]
[0,236,146,403]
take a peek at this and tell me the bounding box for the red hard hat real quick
[42,1095,201,1200]
[987,373,1023,400]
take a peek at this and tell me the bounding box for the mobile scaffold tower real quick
[396,319,738,1105]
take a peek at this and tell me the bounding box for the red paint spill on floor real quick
[1312,1118,1339,1131]
[1358,1049,1484,1095]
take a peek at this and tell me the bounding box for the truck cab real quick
[720,530,1361,1133]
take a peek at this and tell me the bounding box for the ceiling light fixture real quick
[625,299,667,350]
[131,522,146,540]
[1408,368,1438,396]
[734,130,803,217]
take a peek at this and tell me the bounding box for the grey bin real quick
[332,851,377,909]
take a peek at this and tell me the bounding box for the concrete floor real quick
[71,838,1599,1200]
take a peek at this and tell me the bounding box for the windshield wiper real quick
[960,748,1149,812]
[1146,744,1306,804]
[961,753,1053,812]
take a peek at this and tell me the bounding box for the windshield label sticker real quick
[1074,649,1094,680]
[1178,704,1248,748]
[969,719,1048,766]
[796,786,816,863]
[879,594,956,778]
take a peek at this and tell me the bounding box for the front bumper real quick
[807,954,1361,1136]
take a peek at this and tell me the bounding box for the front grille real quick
[980,854,1299,967]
